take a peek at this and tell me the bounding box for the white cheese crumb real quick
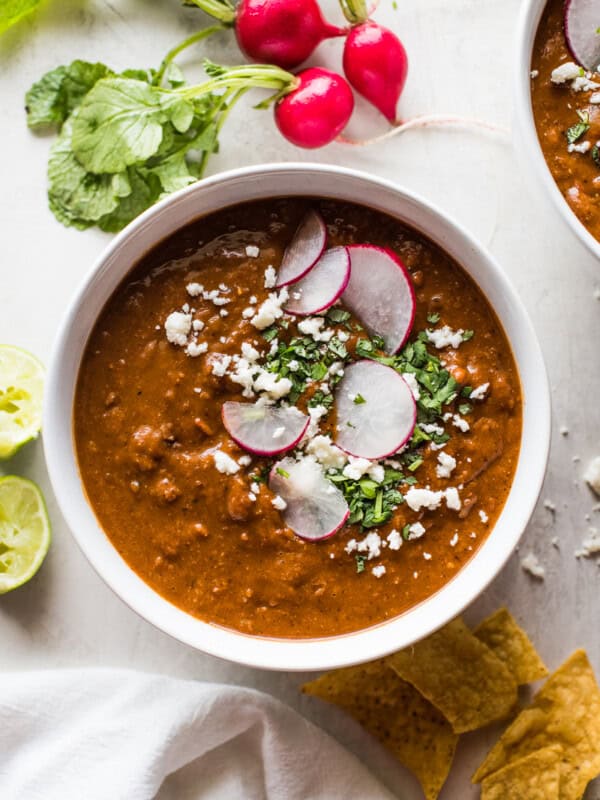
[367,464,385,484]
[551,536,560,548]
[185,341,208,357]
[530,69,539,79]
[241,342,260,362]
[470,382,490,401]
[584,457,600,496]
[436,451,457,479]
[193,387,202,394]
[452,414,470,433]
[248,492,257,502]
[407,522,426,540]
[571,76,600,92]
[450,533,459,547]
[238,455,252,466]
[426,326,465,349]
[219,309,229,317]
[343,456,374,481]
[405,488,443,512]
[444,487,461,511]
[272,495,287,510]
[242,307,255,319]
[210,354,232,377]
[251,288,288,330]
[521,552,545,580]
[246,245,260,258]
[249,295,257,304]
[575,528,600,558]
[306,435,347,469]
[478,509,489,524]
[253,371,292,400]
[213,450,240,475]
[338,330,350,342]
[372,565,386,578]
[423,552,432,561]
[402,372,421,401]
[250,482,260,494]
[297,316,334,342]
[192,319,205,332]
[264,265,277,288]
[550,62,583,84]
[186,282,204,297]
[568,140,591,154]
[303,404,329,441]
[543,499,556,513]
[165,311,192,346]
[560,426,569,436]
[288,359,299,372]
[355,532,382,559]
[387,530,403,550]
[591,92,600,104]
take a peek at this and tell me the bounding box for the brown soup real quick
[531,0,600,242]
[74,198,522,638]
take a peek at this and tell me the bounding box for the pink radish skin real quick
[334,360,417,460]
[276,209,327,288]
[275,68,355,149]
[235,0,346,69]
[284,246,350,315]
[269,457,350,541]
[343,21,408,123]
[222,402,309,456]
[342,244,415,354]
[564,0,600,71]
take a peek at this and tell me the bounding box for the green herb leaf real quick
[326,308,351,324]
[26,61,116,130]
[593,144,600,168]
[355,554,367,573]
[0,0,41,34]
[458,402,472,416]
[566,111,590,145]
[427,312,440,324]
[353,393,366,405]
[276,467,289,479]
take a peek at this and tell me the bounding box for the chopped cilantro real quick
[327,337,348,360]
[593,144,600,168]
[355,554,367,573]
[262,326,279,342]
[461,386,473,398]
[462,329,474,341]
[276,467,289,479]
[566,111,590,145]
[427,312,440,324]
[328,467,405,529]
[407,457,423,472]
[353,393,366,405]
[326,308,351,324]
[402,523,411,540]
[308,391,334,409]
[459,402,472,416]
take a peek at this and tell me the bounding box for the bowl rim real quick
[514,0,600,260]
[43,162,551,672]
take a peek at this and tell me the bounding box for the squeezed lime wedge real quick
[0,345,45,459]
[0,476,51,594]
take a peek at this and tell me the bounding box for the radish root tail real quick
[337,114,510,146]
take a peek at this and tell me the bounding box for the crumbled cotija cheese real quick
[272,495,287,510]
[575,528,600,558]
[478,509,489,524]
[372,565,386,578]
[436,451,456,479]
[185,341,208,358]
[387,530,403,550]
[426,326,465,349]
[264,265,277,288]
[306,435,347,469]
[251,288,289,330]
[213,450,240,475]
[407,522,426,540]
[584,457,600,496]
[165,311,192,346]
[246,245,260,258]
[297,317,334,342]
[550,62,583,84]
[402,372,420,400]
[521,552,545,580]
[253,370,292,400]
[470,382,490,400]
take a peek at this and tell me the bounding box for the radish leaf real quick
[0,0,41,34]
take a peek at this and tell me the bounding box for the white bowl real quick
[44,163,551,672]
[514,0,600,260]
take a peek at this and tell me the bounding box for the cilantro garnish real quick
[593,145,600,168]
[276,467,289,479]
[458,402,472,416]
[462,330,474,341]
[355,554,367,573]
[566,111,590,145]
[326,308,352,324]
[329,468,405,529]
[353,393,366,404]
[427,312,440,324]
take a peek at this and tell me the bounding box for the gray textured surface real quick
[1,0,599,797]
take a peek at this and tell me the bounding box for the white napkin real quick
[0,668,396,800]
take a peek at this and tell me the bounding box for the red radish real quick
[275,67,355,148]
[222,401,309,456]
[187,0,345,70]
[343,21,408,123]
[269,456,350,541]
[342,245,415,353]
[276,209,327,287]
[334,360,416,459]
[284,246,350,315]
[564,0,600,71]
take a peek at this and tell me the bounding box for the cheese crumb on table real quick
[575,528,600,558]
[584,457,600,496]
[521,552,545,580]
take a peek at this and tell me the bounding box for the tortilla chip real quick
[303,659,458,800]
[480,745,562,799]
[387,617,518,733]
[474,607,549,684]
[473,650,600,800]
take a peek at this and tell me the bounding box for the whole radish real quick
[274,67,354,148]
[186,0,346,69]
[343,20,408,123]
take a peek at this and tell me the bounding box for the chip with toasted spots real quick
[387,617,518,733]
[302,658,458,800]
[474,607,548,684]
[473,650,600,800]
[480,745,562,799]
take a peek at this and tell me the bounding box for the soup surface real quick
[531,0,600,242]
[75,198,522,638]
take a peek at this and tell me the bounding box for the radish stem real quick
[338,0,369,24]
[176,61,298,100]
[184,0,236,25]
[337,114,510,146]
[156,25,226,85]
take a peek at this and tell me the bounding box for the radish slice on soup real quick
[222,402,309,456]
[342,245,415,353]
[334,360,416,459]
[284,246,351,315]
[269,457,350,541]
[276,210,327,287]
[565,0,600,71]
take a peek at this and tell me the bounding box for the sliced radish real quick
[222,402,309,456]
[334,360,416,459]
[284,246,350,315]
[269,456,350,541]
[276,210,327,287]
[342,245,415,353]
[565,0,600,71]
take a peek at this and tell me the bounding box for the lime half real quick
[0,345,45,459]
[0,476,51,594]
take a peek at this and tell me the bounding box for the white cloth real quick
[0,669,395,800]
